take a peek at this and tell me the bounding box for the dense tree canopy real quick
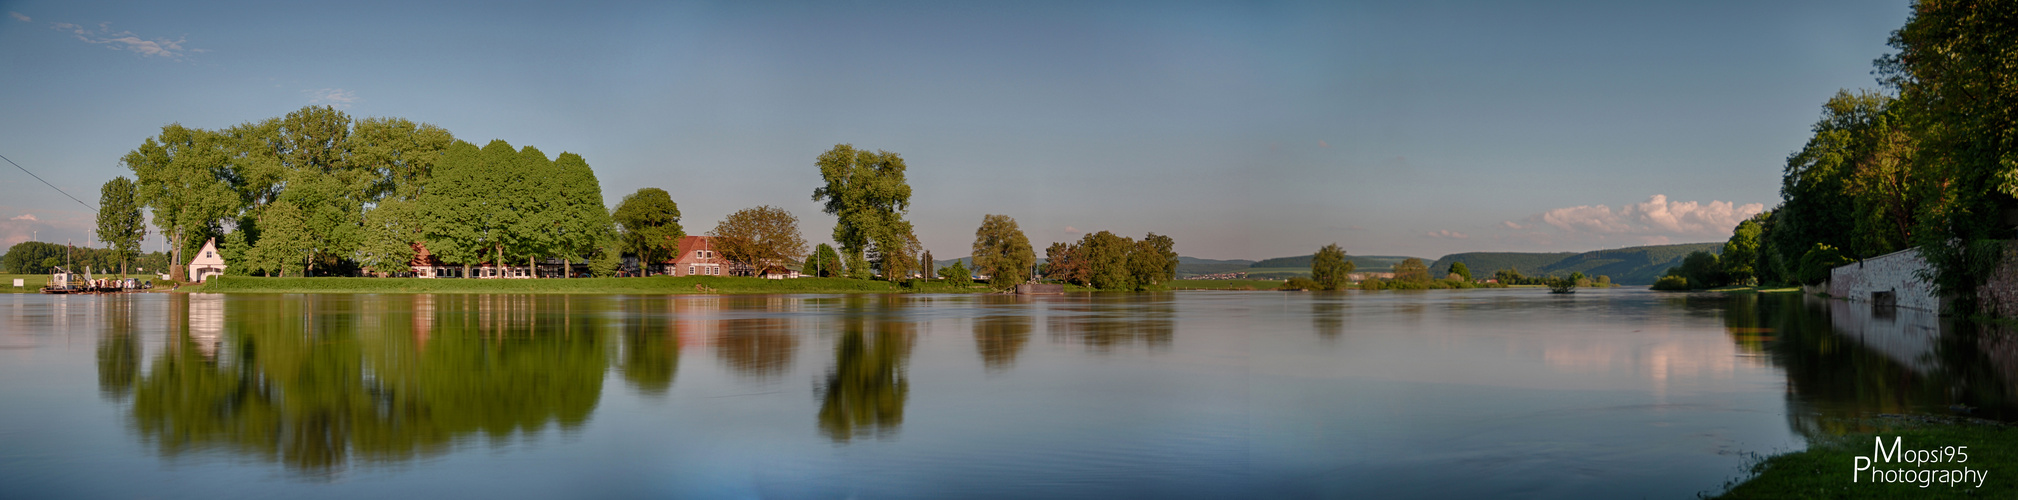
[1041,231,1179,291]
[611,188,684,275]
[1310,243,1354,291]
[803,243,843,278]
[710,205,808,275]
[96,177,147,275]
[971,214,1035,287]
[811,144,914,272]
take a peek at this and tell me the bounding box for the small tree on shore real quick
[1310,243,1354,291]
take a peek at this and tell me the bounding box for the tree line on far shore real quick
[81,105,1177,289]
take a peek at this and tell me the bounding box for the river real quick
[2,288,2010,498]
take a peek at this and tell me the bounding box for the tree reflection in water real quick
[1718,293,2018,439]
[972,295,1032,374]
[1046,294,1174,352]
[713,296,799,381]
[1311,299,1346,340]
[124,294,611,476]
[619,297,678,396]
[818,296,915,442]
[96,295,141,401]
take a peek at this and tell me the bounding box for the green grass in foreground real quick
[1714,416,2018,499]
[198,275,1025,294]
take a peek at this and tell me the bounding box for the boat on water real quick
[40,267,151,294]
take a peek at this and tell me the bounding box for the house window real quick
[688,265,695,275]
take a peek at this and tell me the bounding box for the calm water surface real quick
[3,288,2014,498]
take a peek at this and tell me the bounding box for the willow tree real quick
[971,214,1035,286]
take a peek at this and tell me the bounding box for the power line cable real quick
[0,152,98,211]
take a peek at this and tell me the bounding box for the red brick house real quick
[661,236,746,276]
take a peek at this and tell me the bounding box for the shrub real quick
[1280,277,1320,291]
[1652,275,1690,290]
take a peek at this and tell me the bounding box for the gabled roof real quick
[188,238,227,267]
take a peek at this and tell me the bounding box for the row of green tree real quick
[1040,231,1178,291]
[1684,1,2018,306]
[1,241,170,275]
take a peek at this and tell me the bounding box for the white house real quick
[188,238,228,282]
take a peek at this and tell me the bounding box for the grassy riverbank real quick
[197,275,1021,294]
[1714,416,2018,498]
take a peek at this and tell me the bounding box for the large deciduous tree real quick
[612,188,684,276]
[124,124,241,279]
[1129,233,1177,289]
[96,177,147,276]
[811,144,913,274]
[971,214,1035,287]
[1310,243,1353,291]
[710,205,808,276]
[418,141,498,277]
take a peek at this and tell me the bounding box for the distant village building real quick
[663,236,749,276]
[187,238,227,282]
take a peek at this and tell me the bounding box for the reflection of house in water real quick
[187,293,224,359]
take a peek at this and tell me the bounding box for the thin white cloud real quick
[10,214,37,221]
[47,20,197,60]
[1425,229,1468,239]
[1519,194,1764,240]
[305,88,360,108]
[1064,226,1079,234]
[10,12,30,22]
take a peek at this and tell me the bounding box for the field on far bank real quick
[1,274,48,293]
[1168,279,1282,290]
[198,275,1016,294]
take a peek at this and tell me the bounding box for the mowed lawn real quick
[1,274,49,293]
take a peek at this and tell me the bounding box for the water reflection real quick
[714,297,800,381]
[973,296,1032,373]
[1311,299,1345,340]
[121,294,611,476]
[618,297,678,396]
[1720,293,2018,435]
[1047,294,1174,352]
[817,296,915,442]
[95,296,140,401]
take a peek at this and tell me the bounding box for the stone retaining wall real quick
[1828,247,1944,312]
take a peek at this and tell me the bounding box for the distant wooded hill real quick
[1430,242,1723,285]
[937,242,1721,284]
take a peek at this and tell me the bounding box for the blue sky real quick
[0,0,1910,260]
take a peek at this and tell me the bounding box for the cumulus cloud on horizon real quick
[1425,229,1468,239]
[10,214,37,221]
[1506,194,1765,246]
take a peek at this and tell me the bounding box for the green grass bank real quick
[1714,417,2018,499]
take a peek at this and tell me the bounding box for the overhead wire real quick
[0,152,98,211]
